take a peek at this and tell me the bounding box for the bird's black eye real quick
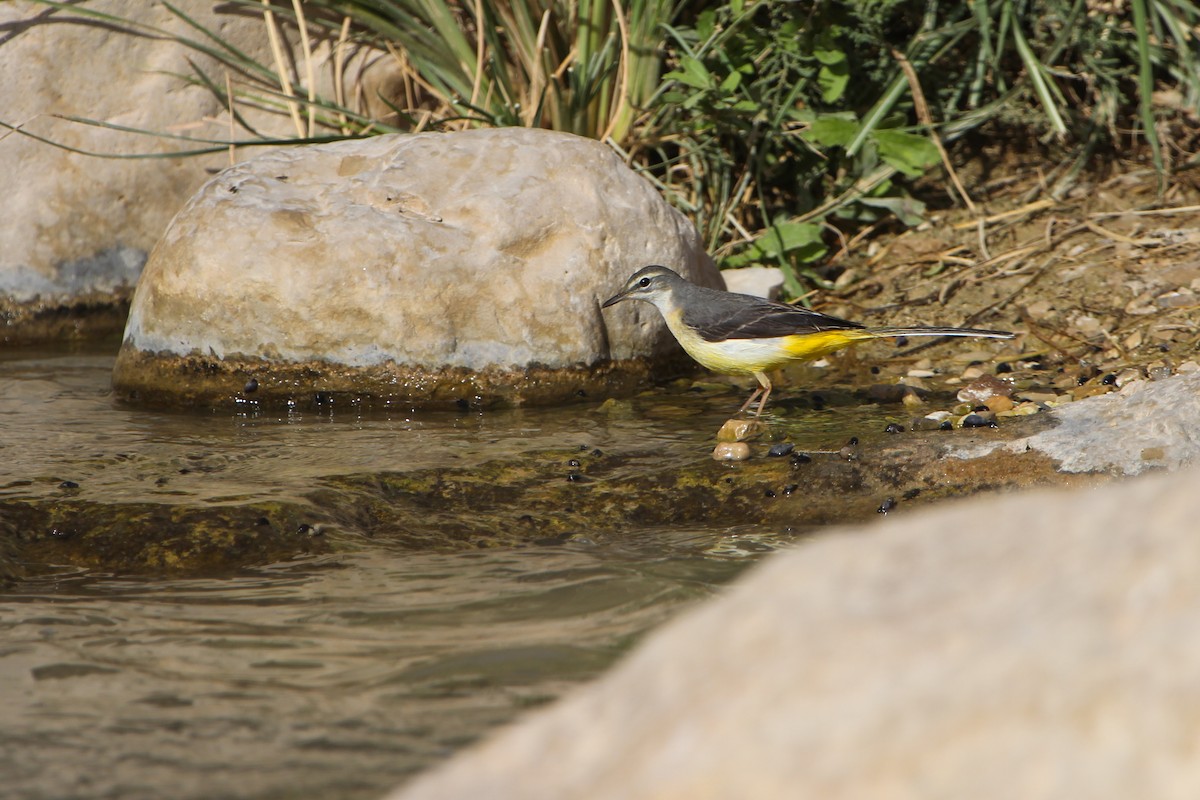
[637,277,651,288]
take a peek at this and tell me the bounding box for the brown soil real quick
[804,160,1200,400]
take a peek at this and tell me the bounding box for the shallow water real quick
[0,345,878,800]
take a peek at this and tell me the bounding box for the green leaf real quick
[666,56,713,90]
[818,60,849,104]
[857,196,928,227]
[719,70,743,93]
[812,47,844,66]
[725,222,827,268]
[872,129,940,177]
[803,116,860,148]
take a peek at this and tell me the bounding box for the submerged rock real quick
[112,128,718,409]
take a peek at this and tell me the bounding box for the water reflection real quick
[1,537,753,800]
[0,345,848,799]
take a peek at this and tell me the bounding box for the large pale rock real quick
[0,1,397,343]
[112,128,719,409]
[389,467,1200,800]
[0,2,263,341]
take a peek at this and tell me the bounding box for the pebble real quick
[983,395,1014,413]
[243,377,259,393]
[884,423,904,434]
[790,453,812,467]
[901,389,925,410]
[1071,384,1115,400]
[960,413,995,428]
[712,441,751,461]
[58,480,79,489]
[1115,367,1144,387]
[1016,390,1060,404]
[865,384,916,403]
[767,442,795,457]
[995,401,1043,418]
[1147,361,1173,381]
[957,374,1014,404]
[716,419,766,443]
[959,365,986,381]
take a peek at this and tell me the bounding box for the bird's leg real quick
[751,372,772,417]
[737,385,764,415]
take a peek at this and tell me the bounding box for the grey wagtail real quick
[602,265,1015,416]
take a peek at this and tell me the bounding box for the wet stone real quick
[712,442,751,462]
[767,443,795,458]
[958,374,1014,404]
[716,419,766,443]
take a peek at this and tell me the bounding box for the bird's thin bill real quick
[600,293,626,308]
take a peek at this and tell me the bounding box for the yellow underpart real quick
[663,309,877,377]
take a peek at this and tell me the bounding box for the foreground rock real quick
[388,465,1200,800]
[112,128,718,409]
[0,1,280,343]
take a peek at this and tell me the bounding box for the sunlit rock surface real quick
[0,1,281,342]
[388,466,1200,800]
[112,128,719,409]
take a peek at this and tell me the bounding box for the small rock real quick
[959,365,986,381]
[960,413,995,429]
[957,374,1014,404]
[1071,384,1116,400]
[865,384,914,404]
[716,419,766,443]
[983,395,1014,414]
[244,377,259,393]
[901,389,925,410]
[767,442,795,458]
[1016,391,1060,405]
[712,442,751,461]
[1115,368,1145,387]
[884,423,904,434]
[58,480,79,489]
[720,266,784,300]
[1071,314,1103,335]
[1147,361,1172,381]
[907,368,937,378]
[995,401,1042,418]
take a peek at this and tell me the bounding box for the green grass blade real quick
[1131,0,1165,186]
[1007,6,1068,137]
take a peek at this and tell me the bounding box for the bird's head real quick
[601,265,685,311]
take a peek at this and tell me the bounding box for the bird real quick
[601,265,1015,417]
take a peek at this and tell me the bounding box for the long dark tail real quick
[862,325,1014,340]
